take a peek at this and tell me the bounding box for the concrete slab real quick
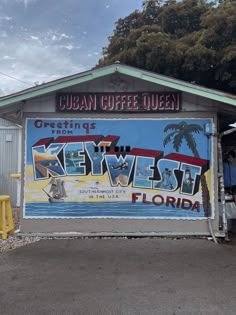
[0,237,236,315]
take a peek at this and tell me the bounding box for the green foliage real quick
[113,10,143,37]
[142,0,163,24]
[159,0,209,37]
[98,0,236,94]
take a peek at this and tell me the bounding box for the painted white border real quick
[23,117,215,220]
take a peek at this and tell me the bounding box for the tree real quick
[113,10,143,38]
[200,1,236,91]
[163,121,211,217]
[142,0,163,25]
[159,0,209,37]
[98,0,236,94]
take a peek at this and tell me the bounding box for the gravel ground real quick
[0,207,40,253]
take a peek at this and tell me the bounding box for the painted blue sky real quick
[0,0,143,95]
[26,118,213,164]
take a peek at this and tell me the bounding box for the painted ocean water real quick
[24,202,208,219]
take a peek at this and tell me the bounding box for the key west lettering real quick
[56,92,181,112]
[31,135,208,212]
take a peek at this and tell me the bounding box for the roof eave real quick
[0,65,117,107]
[0,64,235,108]
[117,66,236,106]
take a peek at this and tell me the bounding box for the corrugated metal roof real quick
[0,63,235,108]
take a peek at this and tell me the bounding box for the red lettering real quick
[71,95,79,109]
[166,196,176,207]
[150,94,158,110]
[79,96,88,110]
[142,93,150,110]
[142,193,151,204]
[132,193,141,203]
[181,198,192,210]
[88,95,96,110]
[170,94,178,110]
[58,95,67,110]
[158,94,165,110]
[99,95,107,110]
[114,95,120,110]
[191,201,200,212]
[152,194,164,206]
[176,198,181,208]
[120,94,126,110]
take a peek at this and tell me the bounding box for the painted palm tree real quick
[163,121,210,217]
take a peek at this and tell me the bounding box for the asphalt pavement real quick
[0,236,236,315]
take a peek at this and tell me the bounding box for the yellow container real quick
[0,195,14,240]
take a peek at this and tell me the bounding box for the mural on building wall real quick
[24,118,214,219]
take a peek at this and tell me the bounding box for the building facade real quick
[0,118,21,207]
[0,64,235,237]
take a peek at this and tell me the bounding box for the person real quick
[223,150,236,204]
[156,168,174,190]
[182,167,194,194]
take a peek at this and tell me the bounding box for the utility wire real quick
[0,71,33,86]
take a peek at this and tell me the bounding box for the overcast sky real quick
[0,0,143,96]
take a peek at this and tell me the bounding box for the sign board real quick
[24,118,213,219]
[56,93,181,113]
